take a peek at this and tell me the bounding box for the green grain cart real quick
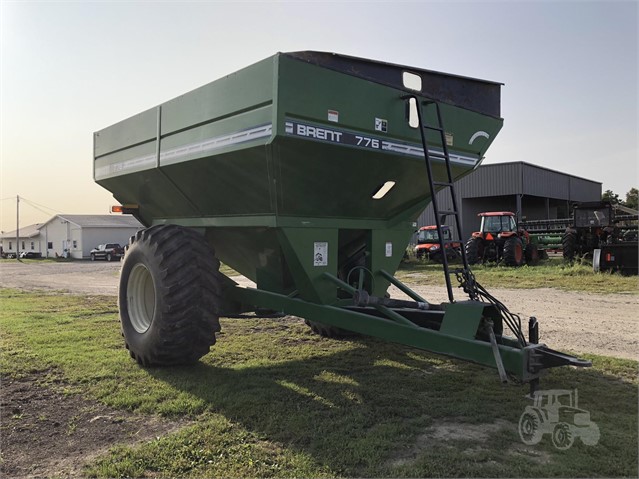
[94,51,588,388]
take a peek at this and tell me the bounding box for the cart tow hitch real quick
[529,346,592,372]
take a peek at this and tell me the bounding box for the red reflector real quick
[606,253,612,261]
[486,233,494,241]
[111,205,123,213]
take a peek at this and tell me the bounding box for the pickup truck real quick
[90,243,124,261]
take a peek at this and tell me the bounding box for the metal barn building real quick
[38,215,143,259]
[417,161,601,240]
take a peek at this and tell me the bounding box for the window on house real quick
[31,242,34,250]
[9,242,12,249]
[22,241,25,250]
[73,240,78,249]
[48,242,53,249]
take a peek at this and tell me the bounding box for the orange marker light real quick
[111,204,139,214]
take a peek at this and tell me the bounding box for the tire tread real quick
[120,224,222,366]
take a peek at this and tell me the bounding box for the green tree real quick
[624,187,638,210]
[602,189,620,204]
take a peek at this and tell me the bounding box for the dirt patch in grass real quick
[388,419,513,467]
[388,419,517,467]
[0,372,187,478]
[508,444,552,464]
[387,418,553,469]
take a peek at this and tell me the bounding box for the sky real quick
[1,0,637,232]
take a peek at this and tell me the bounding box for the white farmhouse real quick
[0,223,43,257]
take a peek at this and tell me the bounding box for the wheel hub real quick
[127,263,156,333]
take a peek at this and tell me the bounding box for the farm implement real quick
[94,51,590,390]
[522,201,638,275]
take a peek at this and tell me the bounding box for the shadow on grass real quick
[146,337,638,477]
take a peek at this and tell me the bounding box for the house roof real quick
[0,223,43,239]
[39,214,143,229]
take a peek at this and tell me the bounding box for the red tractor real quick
[414,225,461,262]
[465,211,540,266]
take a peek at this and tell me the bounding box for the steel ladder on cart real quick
[403,95,473,303]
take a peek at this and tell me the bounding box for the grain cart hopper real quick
[94,51,589,389]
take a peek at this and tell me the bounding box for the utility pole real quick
[16,195,20,259]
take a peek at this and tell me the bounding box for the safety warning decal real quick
[314,242,328,267]
[385,242,393,258]
[375,118,388,133]
[328,110,339,123]
[445,132,454,146]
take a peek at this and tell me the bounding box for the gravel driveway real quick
[1,260,637,359]
[0,260,122,295]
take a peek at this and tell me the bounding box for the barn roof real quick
[38,214,143,229]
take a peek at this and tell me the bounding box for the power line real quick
[1,195,63,213]
[0,196,64,231]
[20,196,63,215]
[20,200,56,218]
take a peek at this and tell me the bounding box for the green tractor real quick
[465,211,542,266]
[562,202,617,260]
[562,201,638,275]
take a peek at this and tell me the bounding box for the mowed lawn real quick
[0,286,637,478]
[396,256,639,294]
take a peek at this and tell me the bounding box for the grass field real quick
[1,288,637,478]
[397,257,639,294]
